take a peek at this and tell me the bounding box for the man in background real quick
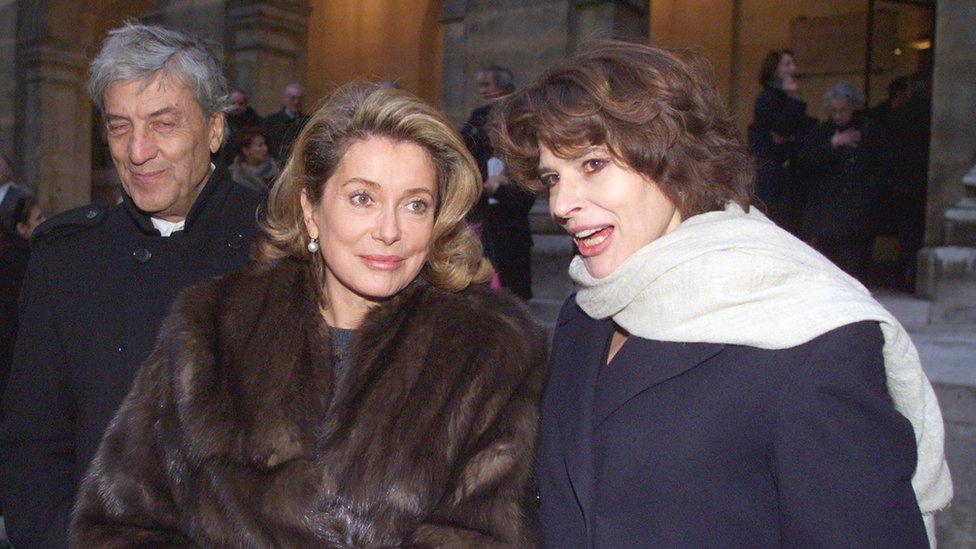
[262,82,309,163]
[220,88,264,165]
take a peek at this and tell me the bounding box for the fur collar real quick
[74,257,547,546]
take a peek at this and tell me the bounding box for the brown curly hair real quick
[489,41,753,218]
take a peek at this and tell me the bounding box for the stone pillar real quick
[916,0,976,327]
[143,0,228,46]
[441,0,648,125]
[924,0,976,247]
[0,0,17,153]
[225,0,311,116]
[14,0,91,214]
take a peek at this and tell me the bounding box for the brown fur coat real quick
[70,258,548,547]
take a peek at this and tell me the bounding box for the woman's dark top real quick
[535,298,927,548]
[329,326,356,375]
[749,86,811,232]
[749,86,811,208]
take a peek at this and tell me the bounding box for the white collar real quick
[150,217,185,237]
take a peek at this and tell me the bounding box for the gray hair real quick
[824,81,865,110]
[88,23,228,119]
[479,65,516,93]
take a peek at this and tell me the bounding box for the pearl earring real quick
[307,238,320,253]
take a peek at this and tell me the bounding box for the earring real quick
[307,237,320,253]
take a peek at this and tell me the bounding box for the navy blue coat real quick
[536,297,928,548]
[0,165,264,548]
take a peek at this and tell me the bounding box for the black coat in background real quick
[797,114,886,279]
[749,86,811,234]
[262,108,310,163]
[218,106,264,166]
[536,298,927,548]
[869,96,931,288]
[461,104,535,300]
[0,165,264,549]
[0,238,29,423]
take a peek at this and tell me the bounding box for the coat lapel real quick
[548,303,614,527]
[594,338,724,428]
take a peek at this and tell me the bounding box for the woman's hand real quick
[831,128,861,149]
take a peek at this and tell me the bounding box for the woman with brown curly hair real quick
[71,83,548,547]
[491,41,949,547]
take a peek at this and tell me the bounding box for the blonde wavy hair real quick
[255,82,493,294]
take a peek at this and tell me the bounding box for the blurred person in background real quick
[263,82,309,162]
[229,126,280,191]
[749,49,812,236]
[798,81,886,283]
[0,155,44,549]
[0,23,265,548]
[220,88,263,165]
[869,76,931,291]
[461,66,535,299]
[0,181,44,402]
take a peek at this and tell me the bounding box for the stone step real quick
[874,289,933,330]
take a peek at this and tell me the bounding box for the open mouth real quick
[572,225,613,255]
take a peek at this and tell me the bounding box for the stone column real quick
[143,0,228,46]
[917,0,976,327]
[225,0,311,116]
[14,0,91,214]
[440,0,648,126]
[0,0,17,153]
[925,0,976,246]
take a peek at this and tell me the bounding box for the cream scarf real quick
[570,203,952,538]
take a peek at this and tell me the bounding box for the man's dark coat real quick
[71,259,548,546]
[535,298,927,548]
[0,165,264,548]
[262,108,309,162]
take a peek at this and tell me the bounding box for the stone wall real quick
[0,0,15,159]
[926,0,976,246]
[441,0,646,126]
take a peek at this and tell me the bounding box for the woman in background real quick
[492,41,948,547]
[749,49,811,235]
[72,84,547,547]
[229,126,280,191]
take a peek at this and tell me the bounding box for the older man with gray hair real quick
[0,23,264,547]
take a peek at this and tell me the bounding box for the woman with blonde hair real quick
[71,83,547,547]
